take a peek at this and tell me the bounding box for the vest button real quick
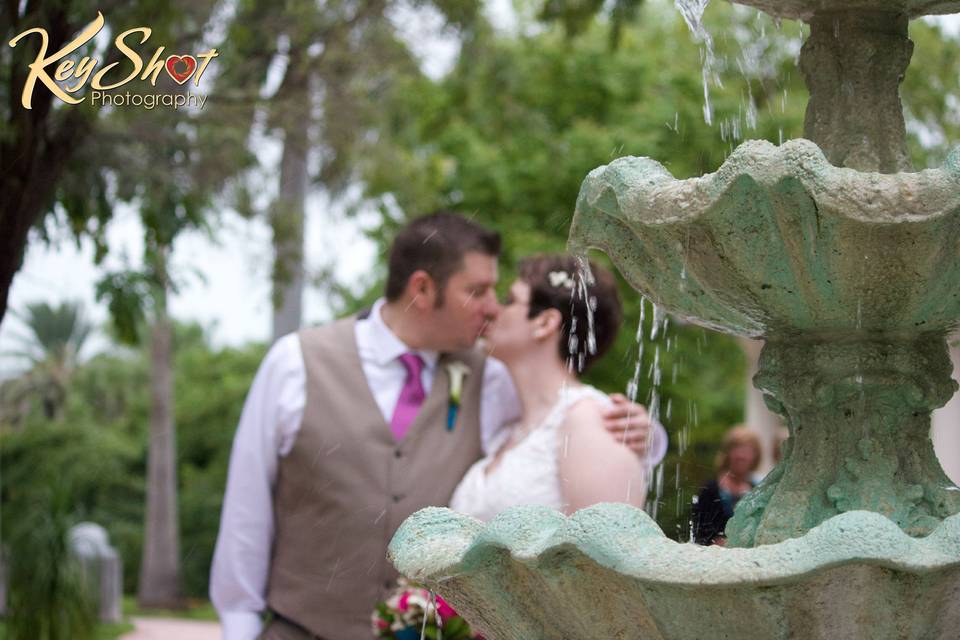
[392,494,402,503]
[394,449,402,458]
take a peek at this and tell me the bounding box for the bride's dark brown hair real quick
[517,254,622,374]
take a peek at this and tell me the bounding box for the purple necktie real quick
[390,353,425,440]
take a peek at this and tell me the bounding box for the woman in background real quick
[692,425,762,545]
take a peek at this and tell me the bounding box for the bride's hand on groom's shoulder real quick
[602,393,654,458]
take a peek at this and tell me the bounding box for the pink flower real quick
[376,619,389,630]
[435,595,457,624]
[398,591,411,612]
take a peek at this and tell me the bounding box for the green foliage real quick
[95,273,154,346]
[356,2,960,539]
[121,595,218,621]
[358,2,803,537]
[903,21,960,167]
[5,0,227,264]
[4,483,97,640]
[0,324,265,597]
[1,300,92,422]
[7,301,91,365]
[174,333,266,595]
[363,4,807,227]
[0,621,135,640]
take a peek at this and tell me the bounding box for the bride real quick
[450,254,653,520]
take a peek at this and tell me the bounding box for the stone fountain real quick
[390,1,960,637]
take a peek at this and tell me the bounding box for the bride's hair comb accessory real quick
[548,270,575,290]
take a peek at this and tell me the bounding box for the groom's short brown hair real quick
[386,212,501,306]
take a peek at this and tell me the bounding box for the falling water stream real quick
[419,595,431,639]
[674,0,721,125]
[420,590,442,640]
[574,250,706,538]
[567,1,809,536]
[671,0,803,140]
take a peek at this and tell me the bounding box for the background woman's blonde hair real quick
[714,425,762,474]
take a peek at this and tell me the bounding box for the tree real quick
[353,5,781,534]
[140,245,182,608]
[357,2,960,536]
[1,2,92,325]
[94,106,217,608]
[269,49,311,340]
[81,9,228,605]
[1,319,270,597]
[0,0,233,324]
[1,300,91,422]
[207,0,483,341]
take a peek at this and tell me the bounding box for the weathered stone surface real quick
[726,336,960,545]
[390,504,960,640]
[568,139,960,338]
[567,137,960,544]
[69,523,123,623]
[800,10,913,173]
[727,0,960,20]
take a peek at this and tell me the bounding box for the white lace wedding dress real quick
[449,384,609,522]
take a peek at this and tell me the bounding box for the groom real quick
[210,212,666,640]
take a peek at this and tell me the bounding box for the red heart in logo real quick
[165,55,197,84]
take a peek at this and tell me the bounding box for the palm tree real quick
[137,244,183,609]
[2,301,91,423]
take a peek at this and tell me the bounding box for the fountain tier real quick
[568,139,960,338]
[727,0,960,21]
[391,504,960,639]
[569,138,960,543]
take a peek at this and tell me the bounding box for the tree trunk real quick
[270,50,310,342]
[137,246,182,608]
[1,8,104,324]
[0,79,89,325]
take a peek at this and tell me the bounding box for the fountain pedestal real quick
[729,335,960,546]
[800,10,913,172]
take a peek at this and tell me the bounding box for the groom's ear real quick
[406,269,438,309]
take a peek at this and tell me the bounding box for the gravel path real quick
[120,616,221,640]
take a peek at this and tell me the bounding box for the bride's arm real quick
[558,399,648,515]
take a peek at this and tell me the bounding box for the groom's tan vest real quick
[265,316,486,640]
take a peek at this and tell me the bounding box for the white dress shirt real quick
[210,298,667,639]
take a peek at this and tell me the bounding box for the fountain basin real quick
[389,503,960,639]
[727,0,960,21]
[568,139,960,338]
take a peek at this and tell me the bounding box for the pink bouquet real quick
[371,578,482,640]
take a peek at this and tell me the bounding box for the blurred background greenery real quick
[2,0,958,630]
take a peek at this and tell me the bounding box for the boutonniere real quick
[445,361,471,431]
